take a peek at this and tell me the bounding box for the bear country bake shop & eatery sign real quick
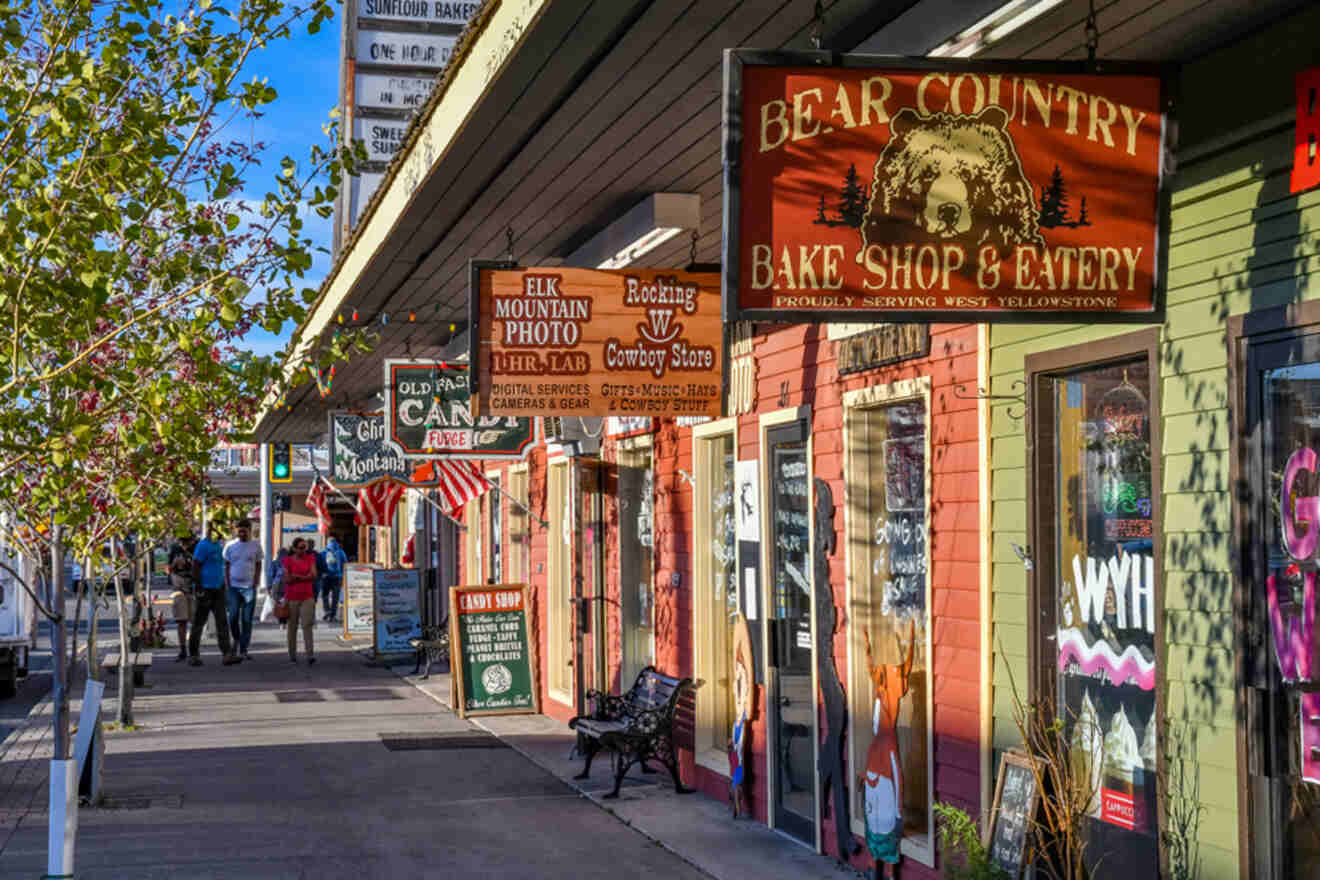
[722,55,1172,323]
[383,360,539,460]
[468,265,723,419]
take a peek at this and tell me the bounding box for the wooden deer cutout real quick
[861,621,916,879]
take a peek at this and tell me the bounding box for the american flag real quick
[355,480,406,527]
[425,460,493,517]
[305,479,332,534]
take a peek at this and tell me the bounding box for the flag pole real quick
[484,481,548,529]
[412,483,470,532]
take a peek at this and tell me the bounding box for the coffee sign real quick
[328,411,441,488]
[724,55,1171,322]
[470,265,724,418]
[383,360,538,460]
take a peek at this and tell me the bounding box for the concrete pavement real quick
[391,664,857,880]
[0,619,712,879]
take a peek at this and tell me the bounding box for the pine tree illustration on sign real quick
[838,163,867,227]
[813,163,868,228]
[1039,164,1094,229]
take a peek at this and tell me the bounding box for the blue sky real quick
[231,9,343,359]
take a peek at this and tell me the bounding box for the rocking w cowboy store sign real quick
[722,55,1173,323]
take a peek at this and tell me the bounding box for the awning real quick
[252,0,1294,443]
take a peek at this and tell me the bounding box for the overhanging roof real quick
[253,0,1303,443]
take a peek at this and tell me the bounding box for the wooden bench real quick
[568,666,694,799]
[407,623,449,680]
[103,651,152,687]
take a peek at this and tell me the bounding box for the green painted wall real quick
[988,8,1320,878]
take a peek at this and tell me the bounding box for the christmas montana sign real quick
[469,264,724,418]
[723,55,1171,323]
[328,411,442,489]
[383,360,539,460]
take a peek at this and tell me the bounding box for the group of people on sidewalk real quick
[166,522,349,666]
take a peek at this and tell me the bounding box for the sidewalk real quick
[0,618,865,879]
[387,659,860,880]
[0,622,714,879]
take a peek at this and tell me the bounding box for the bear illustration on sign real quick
[855,106,1044,270]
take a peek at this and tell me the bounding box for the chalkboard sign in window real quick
[846,392,931,852]
[449,584,539,719]
[984,750,1039,878]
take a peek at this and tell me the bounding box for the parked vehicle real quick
[0,542,36,698]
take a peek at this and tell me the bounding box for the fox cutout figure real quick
[862,621,916,878]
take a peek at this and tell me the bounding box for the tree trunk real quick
[112,539,133,726]
[48,526,69,759]
[85,554,100,682]
[83,554,105,802]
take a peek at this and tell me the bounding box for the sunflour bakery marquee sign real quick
[357,0,478,25]
[722,54,1172,323]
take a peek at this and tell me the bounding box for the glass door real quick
[618,449,654,687]
[1035,355,1160,879]
[767,420,815,844]
[575,459,606,700]
[1246,334,1320,878]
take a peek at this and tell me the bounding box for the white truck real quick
[0,541,36,698]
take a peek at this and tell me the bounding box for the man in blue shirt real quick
[320,536,348,623]
[188,525,240,667]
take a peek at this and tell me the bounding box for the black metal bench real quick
[568,666,694,799]
[407,623,449,679]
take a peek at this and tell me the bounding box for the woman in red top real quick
[281,538,318,664]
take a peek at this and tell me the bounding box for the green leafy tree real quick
[0,0,375,838]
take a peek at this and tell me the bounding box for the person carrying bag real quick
[281,539,318,664]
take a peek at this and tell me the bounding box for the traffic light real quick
[269,442,292,483]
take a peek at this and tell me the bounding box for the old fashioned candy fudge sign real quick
[383,360,538,460]
[723,55,1171,322]
[470,265,723,418]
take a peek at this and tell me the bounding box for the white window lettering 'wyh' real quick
[1071,553,1155,633]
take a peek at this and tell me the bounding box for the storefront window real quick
[547,460,572,702]
[1047,358,1158,877]
[846,392,931,854]
[618,446,654,686]
[1262,362,1320,871]
[693,428,738,765]
[488,474,502,583]
[508,467,529,584]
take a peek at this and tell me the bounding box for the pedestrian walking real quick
[223,519,263,661]
[281,538,318,664]
[307,538,327,606]
[270,547,290,629]
[168,534,197,661]
[320,536,347,622]
[188,525,240,666]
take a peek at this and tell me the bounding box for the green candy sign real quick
[449,584,539,718]
[383,359,538,460]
